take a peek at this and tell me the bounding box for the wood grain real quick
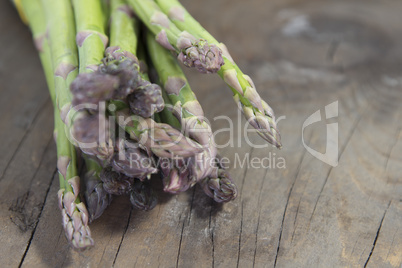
[1,0,401,267]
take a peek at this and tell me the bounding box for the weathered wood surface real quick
[1,0,401,267]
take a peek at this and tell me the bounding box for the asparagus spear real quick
[146,30,217,181]
[134,40,193,193]
[20,0,94,249]
[126,0,224,74]
[155,0,282,148]
[41,0,114,163]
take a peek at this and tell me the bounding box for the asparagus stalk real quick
[126,0,224,73]
[41,0,78,128]
[21,0,94,249]
[146,30,217,181]
[72,0,108,74]
[155,0,282,148]
[109,0,139,53]
[100,0,111,31]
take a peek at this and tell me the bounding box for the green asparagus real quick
[147,30,217,181]
[21,0,94,249]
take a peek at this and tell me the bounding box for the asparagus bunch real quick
[16,0,280,249]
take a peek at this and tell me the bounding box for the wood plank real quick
[0,101,55,267]
[0,1,51,180]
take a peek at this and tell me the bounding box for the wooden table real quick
[1,0,401,267]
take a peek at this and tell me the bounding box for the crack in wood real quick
[310,109,364,222]
[10,135,54,230]
[290,180,308,244]
[252,167,269,267]
[176,220,186,268]
[236,201,244,268]
[363,201,391,267]
[18,167,57,268]
[235,146,254,267]
[187,187,196,225]
[209,200,215,268]
[274,149,307,267]
[0,98,50,183]
[384,126,401,179]
[175,188,196,268]
[112,208,133,267]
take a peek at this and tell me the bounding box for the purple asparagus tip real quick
[160,157,194,194]
[100,166,134,195]
[130,180,158,211]
[72,113,114,162]
[112,140,158,179]
[70,72,120,107]
[200,168,238,203]
[84,169,112,222]
[127,82,164,118]
[178,39,224,74]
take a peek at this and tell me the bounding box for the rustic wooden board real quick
[1,0,401,267]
